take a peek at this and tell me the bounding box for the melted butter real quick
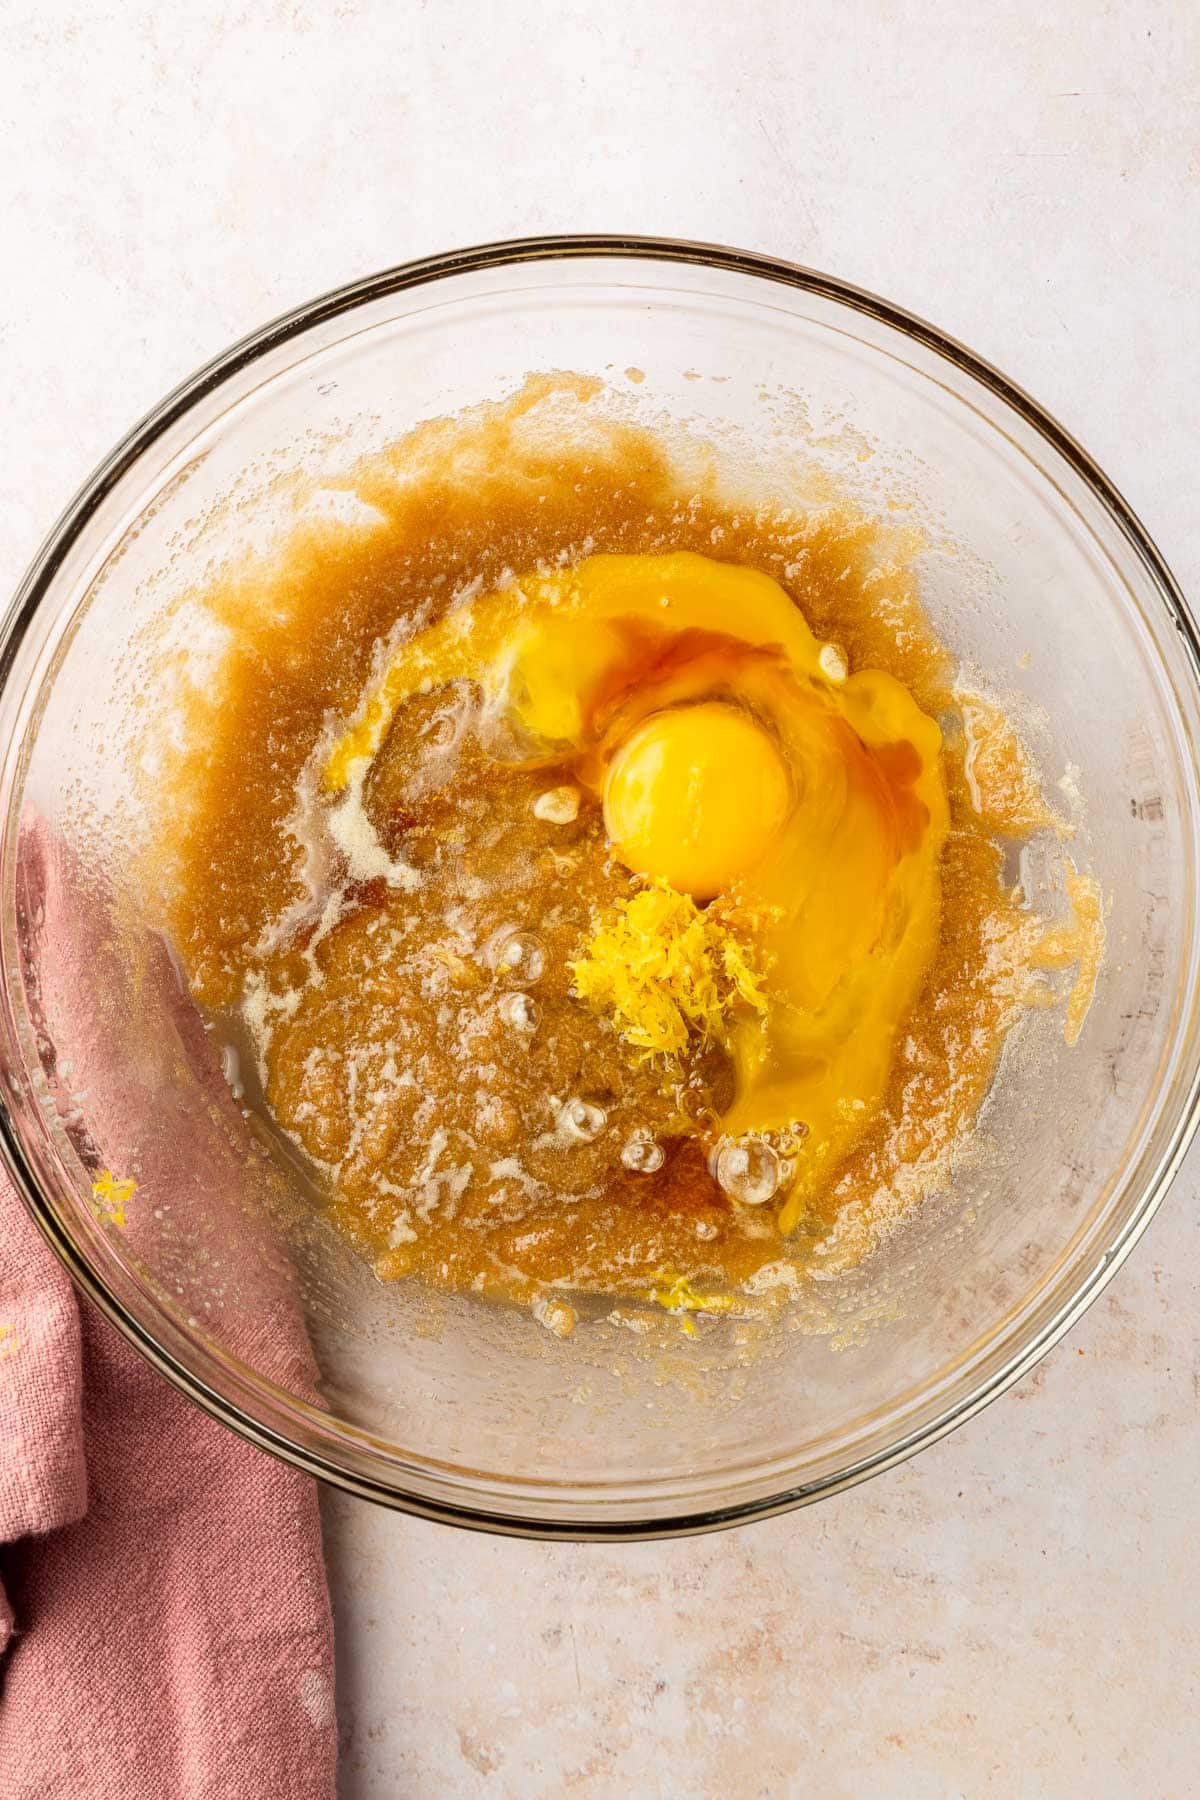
[957,689,1059,836]
[1033,862,1105,1046]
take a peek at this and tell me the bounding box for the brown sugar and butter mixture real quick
[148,377,1101,1333]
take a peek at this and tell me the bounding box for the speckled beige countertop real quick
[5,3,1198,1793]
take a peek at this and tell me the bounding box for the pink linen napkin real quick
[0,823,337,1798]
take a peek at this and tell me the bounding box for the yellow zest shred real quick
[648,1269,742,1318]
[569,877,768,1060]
[90,1169,136,1229]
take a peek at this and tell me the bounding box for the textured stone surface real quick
[4,2,1197,1792]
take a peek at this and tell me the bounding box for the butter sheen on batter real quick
[324,551,949,1234]
[149,379,1097,1330]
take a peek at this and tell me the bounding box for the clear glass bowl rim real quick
[3,232,1198,1541]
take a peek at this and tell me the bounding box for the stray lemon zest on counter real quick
[91,1169,136,1229]
[570,878,768,1060]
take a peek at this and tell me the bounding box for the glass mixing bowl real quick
[2,236,1197,1539]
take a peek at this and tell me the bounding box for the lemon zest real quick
[570,878,768,1060]
[648,1269,741,1317]
[90,1169,136,1229]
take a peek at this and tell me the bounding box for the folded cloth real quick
[0,821,337,1799]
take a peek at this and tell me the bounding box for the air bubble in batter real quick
[714,1136,783,1206]
[500,991,540,1033]
[621,1130,665,1173]
[488,927,546,985]
[559,1096,607,1143]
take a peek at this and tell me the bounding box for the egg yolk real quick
[602,702,791,901]
[324,550,949,1232]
